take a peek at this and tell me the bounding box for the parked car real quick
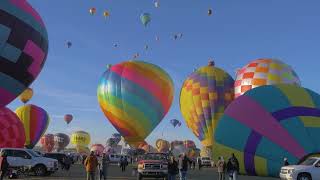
[0,148,58,176]
[280,157,320,180]
[197,157,212,167]
[137,153,168,180]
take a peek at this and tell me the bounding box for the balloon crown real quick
[208,60,215,66]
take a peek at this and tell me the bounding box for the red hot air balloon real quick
[0,107,26,148]
[64,114,73,124]
[40,134,54,152]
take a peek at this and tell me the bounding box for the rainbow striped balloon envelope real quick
[15,104,50,149]
[97,61,174,148]
[180,62,234,147]
[235,58,300,98]
[0,0,48,107]
[214,84,320,177]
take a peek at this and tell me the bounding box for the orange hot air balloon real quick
[19,88,33,104]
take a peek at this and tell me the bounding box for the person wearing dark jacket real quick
[178,154,191,180]
[168,156,178,180]
[226,154,239,180]
[0,152,9,180]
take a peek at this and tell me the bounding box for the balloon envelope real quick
[140,13,151,26]
[235,58,300,98]
[71,131,90,147]
[214,84,320,177]
[155,139,170,153]
[15,104,50,149]
[91,144,105,156]
[97,61,174,147]
[89,8,96,15]
[0,0,48,107]
[0,107,25,148]
[180,62,234,147]
[64,114,73,124]
[19,88,33,104]
[54,133,70,151]
[40,134,54,153]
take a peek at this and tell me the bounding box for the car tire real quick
[137,173,143,180]
[34,165,47,176]
[297,173,312,180]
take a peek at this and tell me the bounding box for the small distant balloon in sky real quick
[113,44,118,48]
[140,13,151,27]
[174,34,178,40]
[208,8,213,16]
[154,1,160,8]
[66,41,72,48]
[89,8,96,15]
[103,11,110,18]
[144,45,149,51]
[133,53,140,59]
[156,36,160,41]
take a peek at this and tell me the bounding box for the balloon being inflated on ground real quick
[54,133,70,152]
[0,107,25,148]
[214,84,320,177]
[0,0,48,107]
[180,61,234,147]
[91,144,105,156]
[97,61,174,148]
[235,58,300,98]
[40,134,54,153]
[15,104,50,149]
[71,131,90,154]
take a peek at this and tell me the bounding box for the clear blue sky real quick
[8,0,320,148]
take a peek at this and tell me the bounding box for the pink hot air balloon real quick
[40,134,54,152]
[91,144,105,156]
[184,140,196,149]
[0,107,26,148]
[64,114,73,124]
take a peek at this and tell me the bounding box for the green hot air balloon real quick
[140,13,151,27]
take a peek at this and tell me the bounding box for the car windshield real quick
[202,157,210,160]
[27,150,40,157]
[300,158,317,165]
[143,154,167,160]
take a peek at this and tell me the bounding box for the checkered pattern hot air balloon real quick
[180,61,234,147]
[214,84,320,177]
[0,0,48,107]
[235,58,300,98]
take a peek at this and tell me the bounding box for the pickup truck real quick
[0,148,58,176]
[137,153,168,180]
[280,157,320,180]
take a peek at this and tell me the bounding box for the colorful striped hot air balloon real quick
[0,0,48,107]
[235,58,300,98]
[15,104,50,149]
[180,61,234,147]
[97,61,174,148]
[0,107,25,148]
[214,84,320,177]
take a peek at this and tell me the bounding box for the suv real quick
[280,157,320,180]
[0,148,58,176]
[197,157,212,167]
[44,153,69,166]
[137,153,168,180]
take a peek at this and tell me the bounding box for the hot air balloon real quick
[154,1,160,8]
[54,133,70,152]
[184,140,196,149]
[40,134,54,153]
[103,11,110,18]
[91,144,105,156]
[200,147,212,158]
[208,8,213,16]
[235,58,300,98]
[140,144,156,153]
[64,114,73,124]
[66,41,72,48]
[155,36,160,41]
[140,13,151,27]
[156,139,170,153]
[89,8,96,15]
[97,61,174,148]
[170,119,181,128]
[0,0,48,107]
[15,104,50,149]
[0,107,25,148]
[213,84,320,177]
[180,61,234,148]
[144,45,149,51]
[19,88,33,104]
[71,131,91,147]
[171,140,184,150]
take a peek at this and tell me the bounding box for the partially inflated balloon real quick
[180,61,234,147]
[235,58,300,98]
[156,139,170,153]
[54,133,70,152]
[214,84,320,177]
[91,144,105,156]
[0,0,48,107]
[71,131,90,147]
[97,61,174,147]
[140,13,151,26]
[64,114,73,124]
[19,88,33,104]
[0,107,25,148]
[40,134,54,153]
[15,104,50,149]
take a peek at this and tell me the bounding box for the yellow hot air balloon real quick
[19,88,33,104]
[155,139,170,153]
[71,131,90,147]
[103,11,110,18]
